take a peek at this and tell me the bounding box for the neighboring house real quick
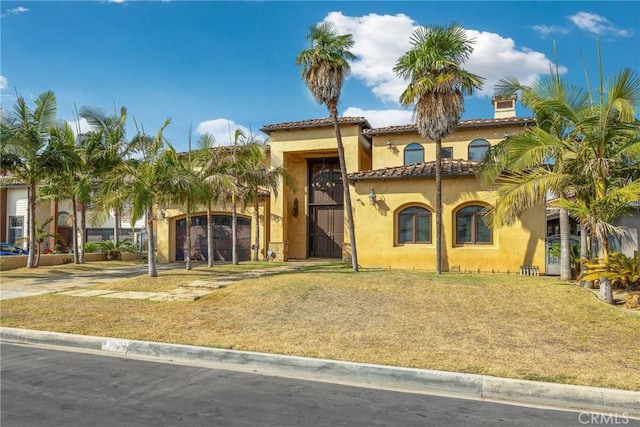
[0,183,29,249]
[545,203,640,276]
[0,183,145,252]
[611,205,640,256]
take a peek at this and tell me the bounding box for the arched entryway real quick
[175,214,251,262]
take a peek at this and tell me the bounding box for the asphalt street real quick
[1,342,621,427]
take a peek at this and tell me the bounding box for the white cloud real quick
[465,30,567,96]
[4,6,29,15]
[195,118,264,146]
[569,12,632,37]
[324,12,565,107]
[0,75,7,90]
[530,25,570,36]
[325,12,415,104]
[343,107,412,128]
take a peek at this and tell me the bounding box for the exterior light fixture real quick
[386,139,392,148]
[369,187,377,206]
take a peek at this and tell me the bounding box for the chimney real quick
[492,95,517,119]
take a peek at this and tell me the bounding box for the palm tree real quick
[558,64,640,302]
[296,22,359,272]
[192,133,232,267]
[168,134,208,270]
[41,121,86,263]
[98,119,174,277]
[0,90,74,268]
[15,217,60,267]
[478,63,589,281]
[80,106,130,244]
[394,23,484,274]
[232,136,293,261]
[480,49,640,303]
[221,129,256,265]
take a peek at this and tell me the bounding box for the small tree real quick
[15,217,60,267]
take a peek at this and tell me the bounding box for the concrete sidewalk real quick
[1,327,638,418]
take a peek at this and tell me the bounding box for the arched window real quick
[468,139,490,161]
[57,211,71,227]
[404,143,424,165]
[398,206,432,244]
[455,205,492,244]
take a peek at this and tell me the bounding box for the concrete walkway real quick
[56,262,322,301]
[0,260,328,301]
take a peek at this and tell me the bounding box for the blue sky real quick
[1,1,638,151]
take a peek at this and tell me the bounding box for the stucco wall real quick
[373,123,526,168]
[351,175,546,273]
[268,124,364,260]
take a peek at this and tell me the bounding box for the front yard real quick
[1,262,638,390]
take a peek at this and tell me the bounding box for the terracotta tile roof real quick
[347,159,481,182]
[363,117,536,136]
[260,117,372,134]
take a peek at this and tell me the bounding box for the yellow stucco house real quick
[260,98,545,272]
[154,96,546,273]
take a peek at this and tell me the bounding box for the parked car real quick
[0,242,28,256]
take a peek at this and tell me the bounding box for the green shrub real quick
[95,239,139,260]
[84,242,99,253]
[581,251,640,290]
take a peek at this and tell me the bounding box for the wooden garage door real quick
[176,215,250,262]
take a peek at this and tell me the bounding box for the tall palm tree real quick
[99,119,174,277]
[220,129,257,265]
[232,137,293,261]
[0,90,73,268]
[480,50,640,303]
[296,22,359,272]
[80,106,130,244]
[478,63,589,281]
[41,121,87,263]
[169,134,208,270]
[557,64,640,302]
[192,133,233,267]
[394,23,484,274]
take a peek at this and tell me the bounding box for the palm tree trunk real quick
[253,198,260,261]
[329,106,358,272]
[207,204,214,267]
[79,203,86,264]
[114,208,121,245]
[35,240,41,267]
[147,207,157,277]
[27,182,36,268]
[579,222,592,288]
[559,208,571,281]
[232,191,238,265]
[435,138,442,274]
[599,232,614,304]
[72,196,79,264]
[185,211,192,270]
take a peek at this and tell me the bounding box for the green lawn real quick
[1,263,638,390]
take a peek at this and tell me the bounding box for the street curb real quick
[2,327,638,416]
